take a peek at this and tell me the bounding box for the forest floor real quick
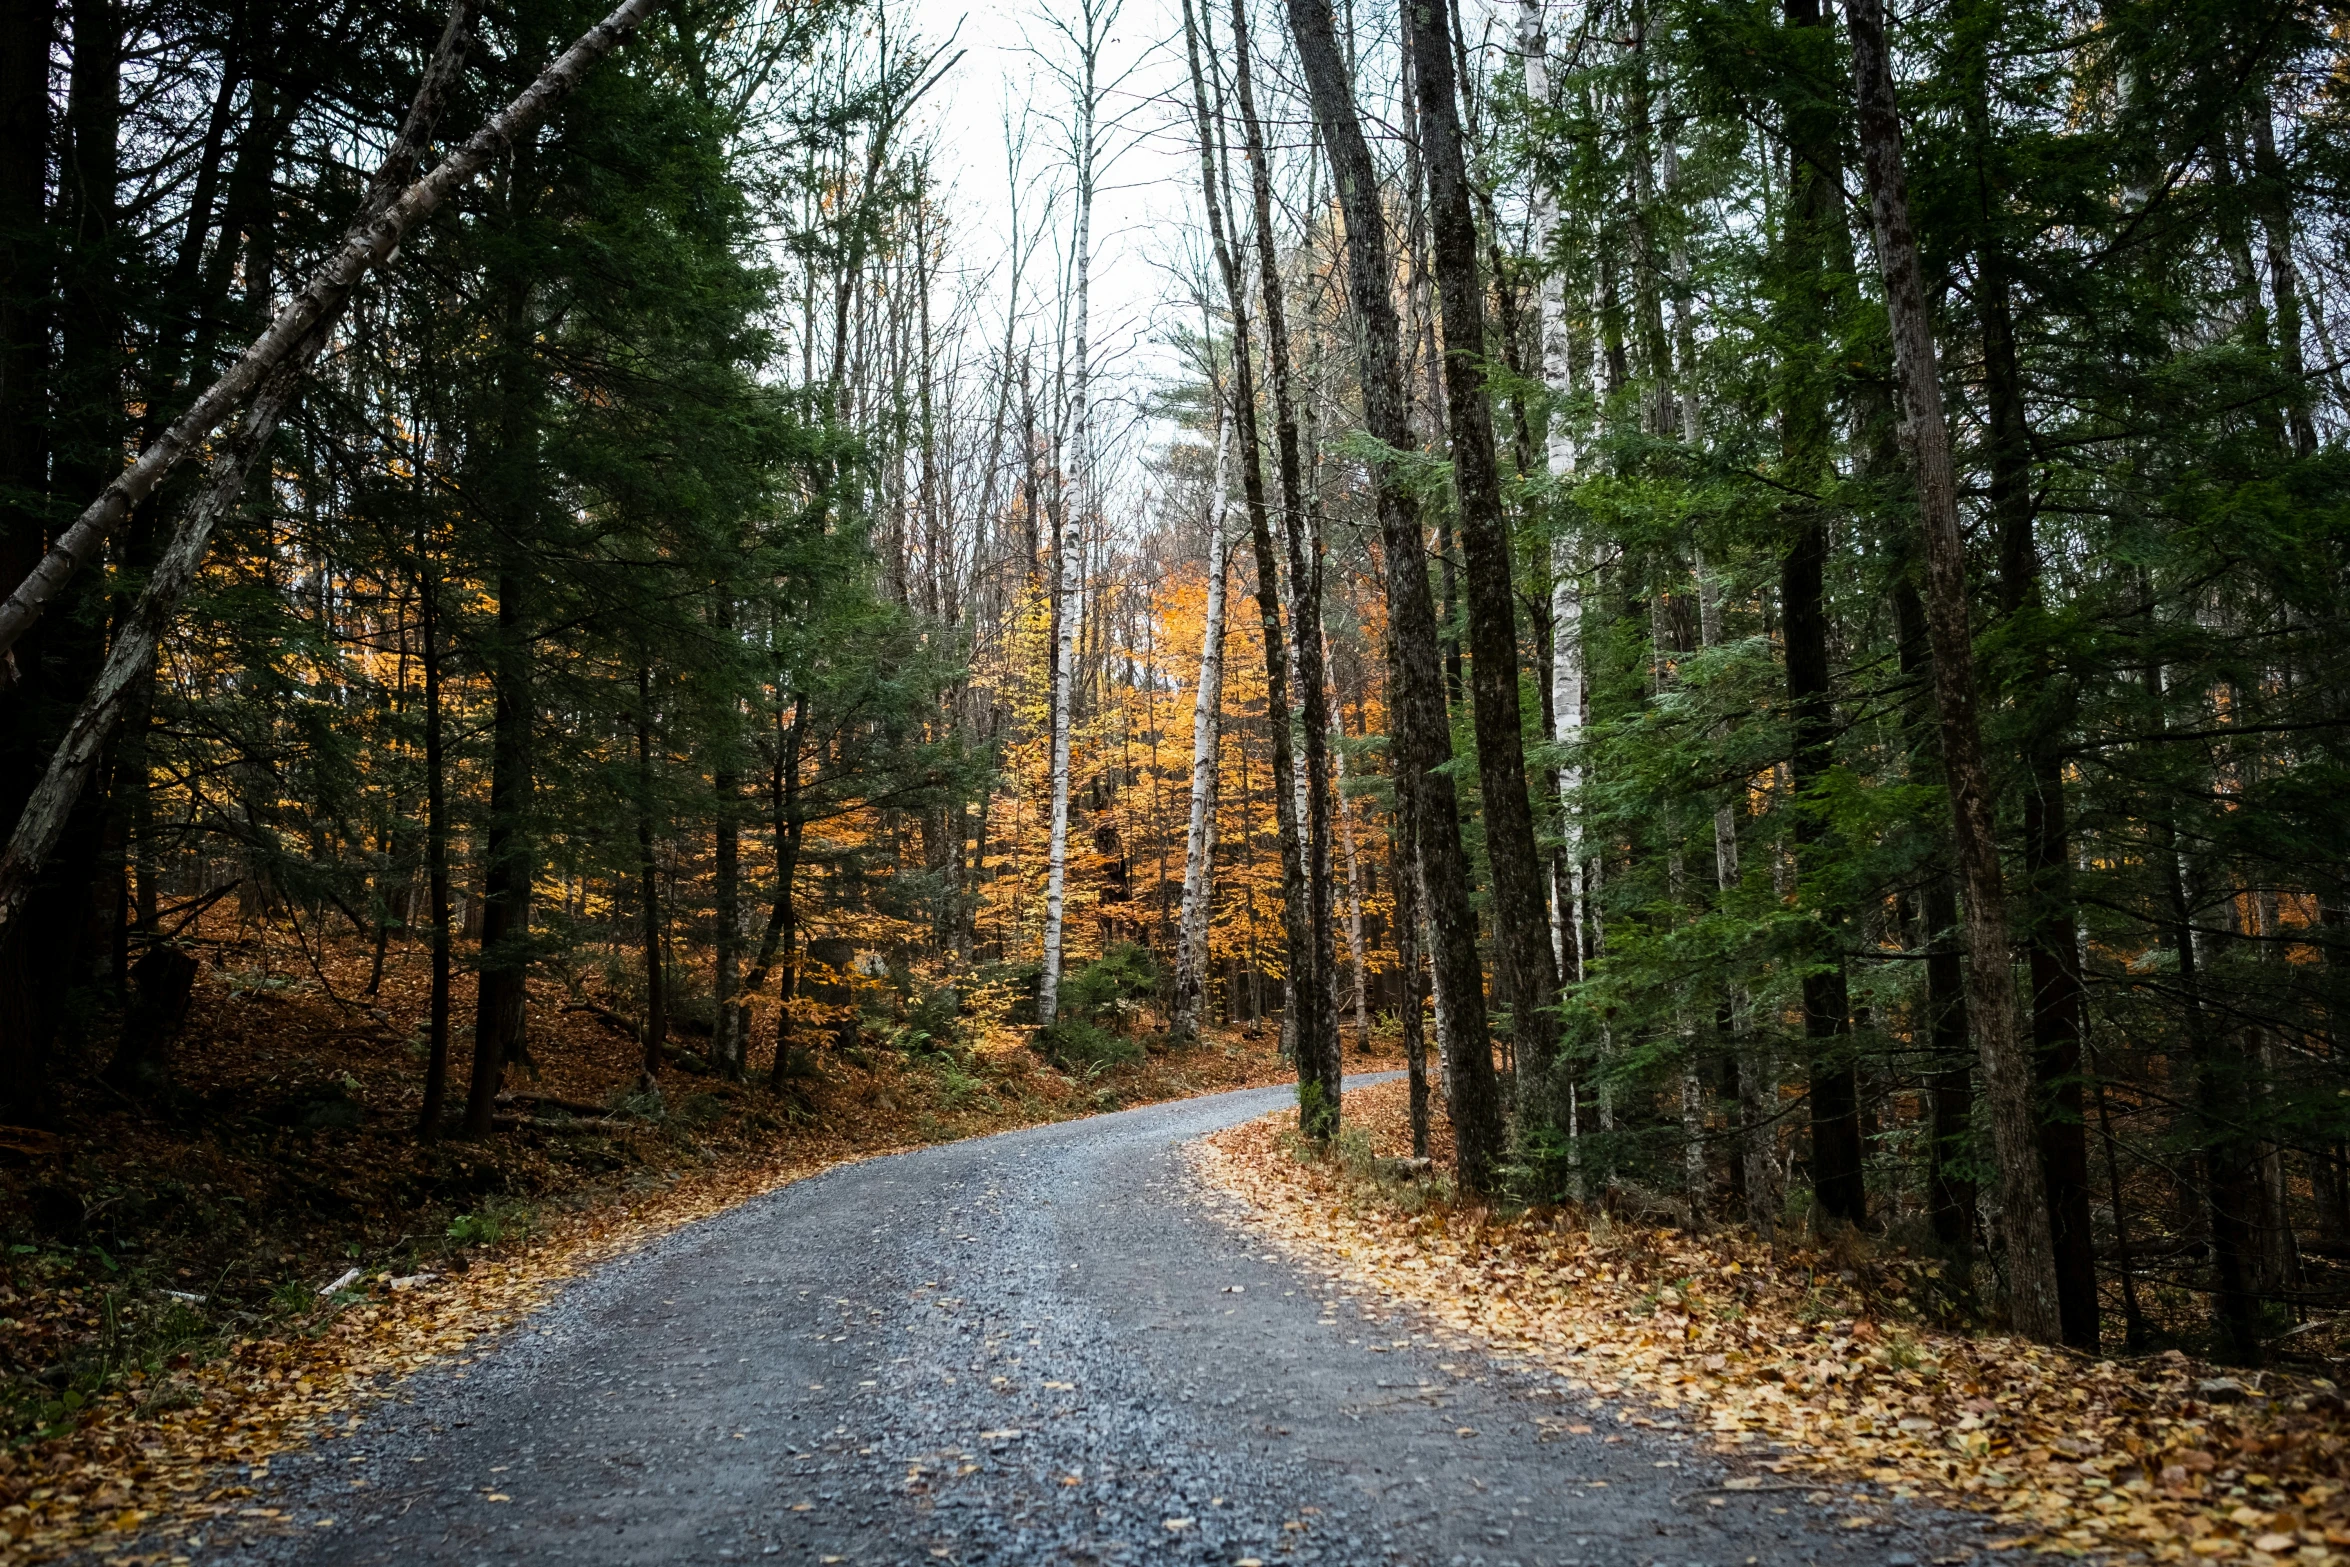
[1196,1079,2350,1563]
[0,924,1395,1564]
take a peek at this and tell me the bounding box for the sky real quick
[888,0,1513,524]
[906,0,1215,488]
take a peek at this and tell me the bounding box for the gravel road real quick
[202,1078,1990,1566]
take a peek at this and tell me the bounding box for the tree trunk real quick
[1391,820,1431,1161]
[2247,98,2317,458]
[1171,397,1235,1044]
[0,0,53,614]
[1846,0,2062,1341]
[1954,13,2099,1330]
[0,325,325,981]
[1522,0,1587,998]
[0,0,484,957]
[712,600,741,1080]
[0,0,55,1087]
[1784,506,1862,1225]
[1772,0,1863,1231]
[635,664,666,1091]
[1402,0,1563,1132]
[1983,259,2098,1347]
[418,551,453,1135]
[1698,554,1777,1234]
[462,562,532,1137]
[1280,0,1504,1186]
[1181,0,1313,1128]
[0,0,114,1124]
[459,201,542,1139]
[2169,821,2264,1362]
[1331,720,1371,1051]
[1233,0,1339,1120]
[1037,37,1095,1028]
[1892,580,1976,1257]
[2090,1036,2150,1350]
[762,696,808,1088]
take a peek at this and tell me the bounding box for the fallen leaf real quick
[1190,1079,2350,1567]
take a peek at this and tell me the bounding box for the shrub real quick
[1032,945,1161,1073]
[1056,942,1159,1023]
[889,986,962,1055]
[446,1198,535,1248]
[928,1055,992,1111]
[1035,1015,1143,1073]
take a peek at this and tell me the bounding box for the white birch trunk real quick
[1171,400,1236,1042]
[1662,111,1703,448]
[1525,0,1586,984]
[1548,541,1584,971]
[1037,45,1097,1028]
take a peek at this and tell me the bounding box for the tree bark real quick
[1280,0,1504,1186]
[1181,0,1313,1127]
[1232,0,1339,1121]
[1523,0,1584,998]
[1331,716,1371,1050]
[2168,809,2264,1362]
[1982,231,2098,1348]
[1784,503,1863,1225]
[1402,0,1563,1132]
[2247,98,2316,458]
[0,0,116,1116]
[762,696,809,1087]
[1391,819,1431,1160]
[712,599,741,1079]
[418,548,453,1135]
[1846,0,2062,1340]
[0,337,319,947]
[462,560,532,1137]
[1698,554,1778,1235]
[1038,19,1097,1027]
[1892,579,1976,1257]
[1171,395,1235,1044]
[0,0,54,623]
[1773,0,1863,1231]
[635,664,666,1092]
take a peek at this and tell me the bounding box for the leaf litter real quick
[1193,1078,2350,1564]
[0,937,1375,1565]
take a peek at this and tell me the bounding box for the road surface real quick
[204,1079,1986,1566]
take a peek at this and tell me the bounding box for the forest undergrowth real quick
[1197,1081,2350,1564]
[0,923,1362,1565]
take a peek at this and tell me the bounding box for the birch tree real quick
[1034,0,1118,1026]
[1171,385,1236,1043]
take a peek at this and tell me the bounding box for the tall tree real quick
[1845,0,2061,1341]
[1280,0,1505,1183]
[1231,0,1339,1121]
[1181,0,1313,1129]
[1036,0,1110,1028]
[1171,385,1235,1044]
[1402,0,1564,1134]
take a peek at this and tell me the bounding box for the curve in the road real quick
[189,1078,1988,1567]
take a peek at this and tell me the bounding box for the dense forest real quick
[2,0,2347,1367]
